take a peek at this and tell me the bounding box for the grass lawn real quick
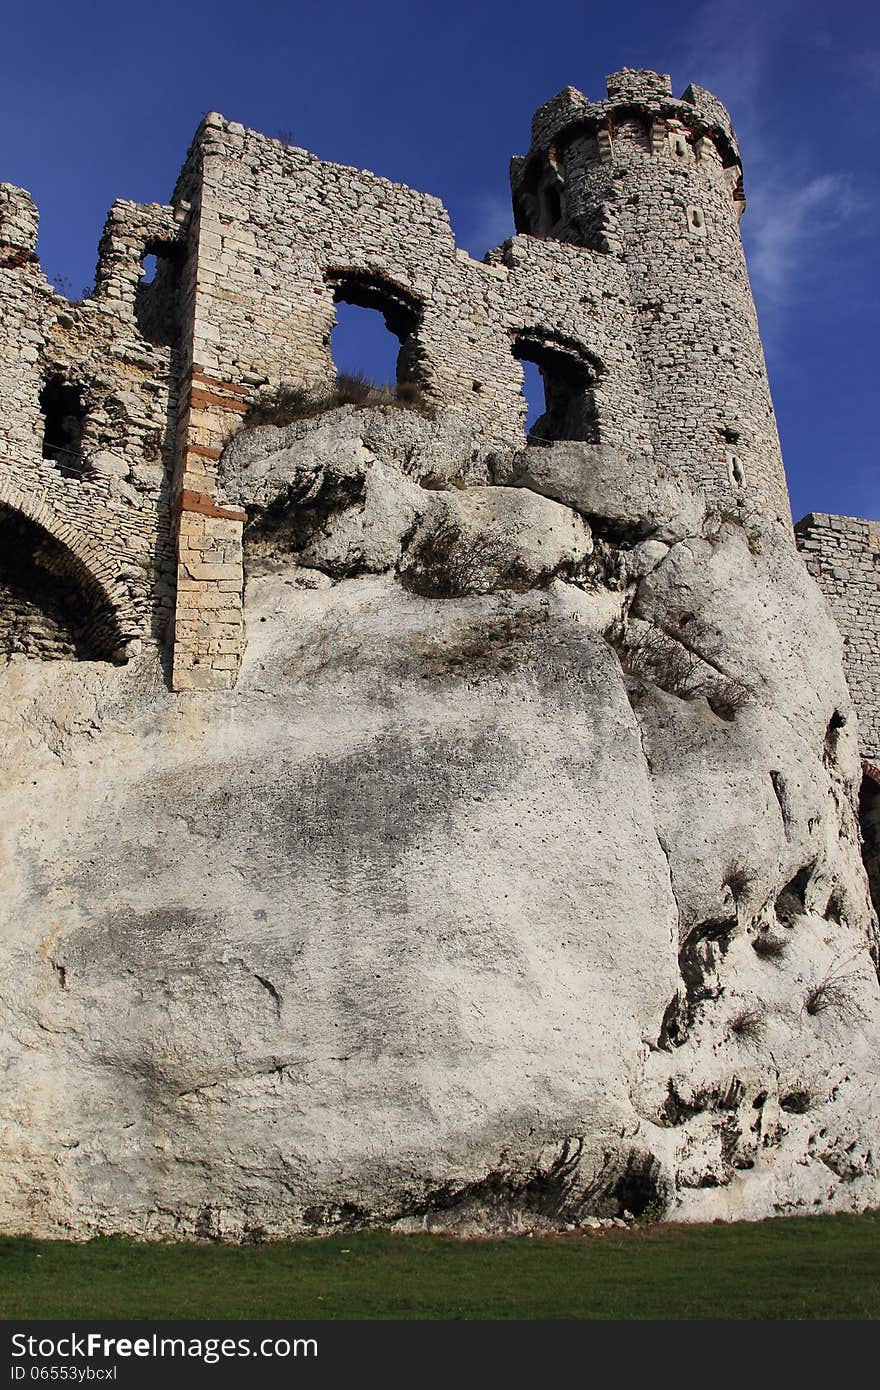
[1,1214,878,1320]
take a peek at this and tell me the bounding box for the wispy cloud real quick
[672,0,771,110]
[744,173,864,308]
[666,0,871,331]
[459,190,514,259]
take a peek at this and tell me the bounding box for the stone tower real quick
[511,69,790,524]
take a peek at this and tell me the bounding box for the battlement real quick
[606,67,673,101]
[526,69,739,166]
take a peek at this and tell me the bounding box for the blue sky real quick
[2,0,878,522]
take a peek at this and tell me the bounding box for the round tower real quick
[511,69,790,524]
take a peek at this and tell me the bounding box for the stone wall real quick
[0,70,811,692]
[795,512,880,761]
[0,186,179,664]
[163,74,792,689]
[165,110,654,688]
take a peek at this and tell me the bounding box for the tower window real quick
[135,242,182,346]
[39,376,86,476]
[541,182,562,230]
[512,158,565,239]
[687,205,707,237]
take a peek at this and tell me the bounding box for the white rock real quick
[88,450,129,478]
[0,423,878,1240]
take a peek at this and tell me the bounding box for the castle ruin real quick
[1,71,878,1236]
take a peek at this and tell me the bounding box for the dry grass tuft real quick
[804,959,865,1021]
[244,373,432,428]
[728,1005,766,1041]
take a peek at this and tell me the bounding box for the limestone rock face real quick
[497,440,701,543]
[1,411,879,1238]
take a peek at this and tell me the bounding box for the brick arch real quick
[0,480,132,662]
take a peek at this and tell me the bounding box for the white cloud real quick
[744,173,864,308]
[459,190,514,258]
[671,0,778,113]
[667,0,869,326]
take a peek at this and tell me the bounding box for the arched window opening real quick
[331,301,401,394]
[539,180,563,232]
[39,375,86,476]
[326,269,425,404]
[0,504,125,662]
[135,241,182,347]
[859,770,880,917]
[513,331,600,447]
[513,155,565,238]
[520,360,545,434]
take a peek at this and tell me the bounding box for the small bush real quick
[402,517,516,598]
[724,861,751,903]
[334,371,377,405]
[396,378,429,408]
[413,609,548,678]
[618,623,753,716]
[244,382,332,427]
[619,625,697,695]
[804,960,864,1021]
[637,1197,668,1224]
[729,1005,766,1041]
[707,676,753,721]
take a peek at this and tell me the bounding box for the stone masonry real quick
[3,71,880,1237]
[0,68,876,724]
[795,514,880,761]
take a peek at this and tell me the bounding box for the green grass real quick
[1,1215,878,1320]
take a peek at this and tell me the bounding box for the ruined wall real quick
[2,72,880,1240]
[166,112,655,688]
[0,72,832,695]
[795,513,880,761]
[0,186,180,664]
[165,72,793,689]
